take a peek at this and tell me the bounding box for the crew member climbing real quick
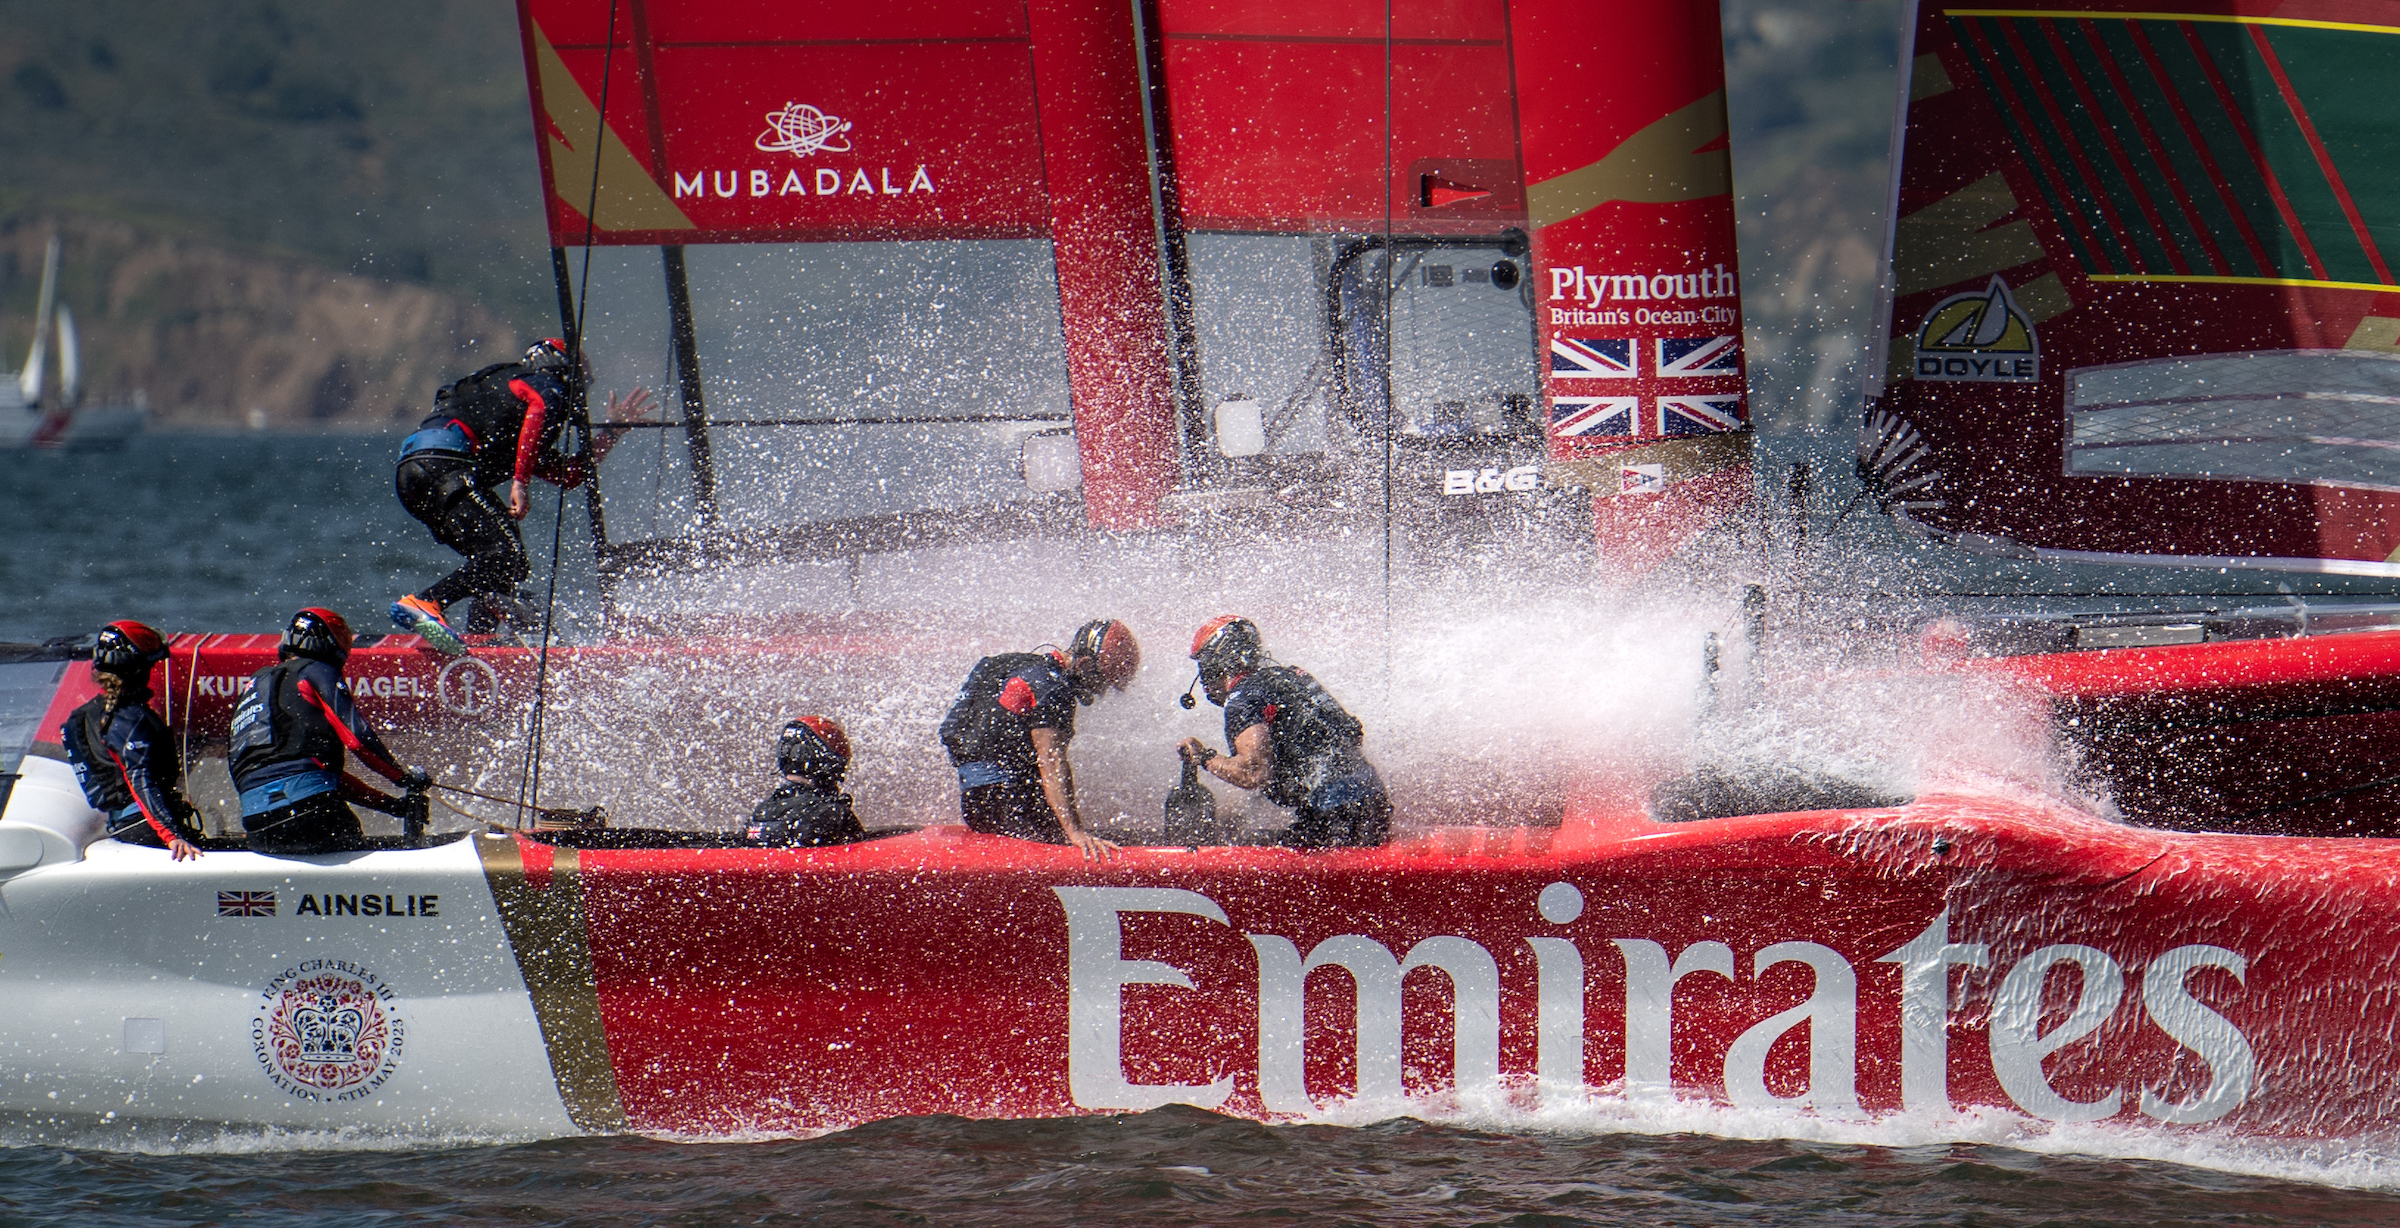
[747,715,866,847]
[61,620,205,860]
[1176,616,1388,848]
[390,339,655,654]
[228,608,430,853]
[940,619,1141,862]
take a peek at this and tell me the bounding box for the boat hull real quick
[3,790,2390,1141]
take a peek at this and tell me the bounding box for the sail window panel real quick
[2138,24,2316,282]
[1186,234,1336,456]
[1945,23,2109,275]
[2008,20,2183,274]
[2185,22,2379,286]
[2044,20,2217,275]
[2067,351,2400,494]
[2254,25,2400,285]
[561,249,700,543]
[678,241,1072,528]
[643,0,1030,44]
[1952,17,2136,272]
[2088,21,2261,279]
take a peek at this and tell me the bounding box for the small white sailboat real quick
[2,234,147,451]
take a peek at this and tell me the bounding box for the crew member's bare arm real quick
[1032,725,1117,863]
[1180,724,1272,790]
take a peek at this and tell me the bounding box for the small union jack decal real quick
[1551,396,1639,437]
[1659,395,1746,436]
[1549,337,1636,378]
[217,890,276,917]
[1656,335,1741,378]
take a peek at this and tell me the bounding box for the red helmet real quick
[1070,618,1141,694]
[778,715,851,782]
[1189,615,1262,680]
[282,607,355,665]
[92,620,167,676]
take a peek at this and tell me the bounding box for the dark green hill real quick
[0,0,550,318]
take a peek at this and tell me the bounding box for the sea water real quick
[6,432,2400,1223]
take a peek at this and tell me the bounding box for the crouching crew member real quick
[939,619,1140,862]
[748,716,866,847]
[62,620,204,860]
[228,608,429,853]
[1176,616,1389,849]
[390,338,656,654]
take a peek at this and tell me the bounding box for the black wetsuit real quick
[227,657,410,853]
[746,777,866,847]
[1221,665,1388,848]
[61,686,200,848]
[395,364,582,622]
[939,651,1080,843]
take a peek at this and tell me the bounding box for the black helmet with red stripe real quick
[92,620,168,677]
[523,337,591,391]
[281,607,355,665]
[777,715,851,783]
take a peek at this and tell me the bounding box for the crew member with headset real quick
[1176,616,1389,849]
[389,338,657,655]
[939,619,1141,862]
[60,620,205,860]
[748,715,867,847]
[228,608,429,853]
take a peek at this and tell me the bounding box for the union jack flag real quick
[217,890,276,917]
[1551,396,1639,437]
[1656,335,1740,378]
[1549,337,1636,379]
[1659,395,1746,436]
[1546,334,1745,443]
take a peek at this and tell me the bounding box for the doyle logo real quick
[437,655,499,718]
[251,959,405,1102]
[755,101,852,157]
[1443,465,1539,496]
[1916,276,2039,382]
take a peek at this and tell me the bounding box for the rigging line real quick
[522,0,624,826]
[1379,0,1394,707]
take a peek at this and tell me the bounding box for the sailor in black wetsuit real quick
[1176,616,1389,849]
[939,619,1141,862]
[228,608,429,853]
[390,339,655,654]
[60,620,204,860]
[747,716,866,847]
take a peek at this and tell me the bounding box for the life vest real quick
[747,780,865,847]
[1229,665,1370,810]
[939,652,1074,784]
[227,660,345,794]
[418,363,571,486]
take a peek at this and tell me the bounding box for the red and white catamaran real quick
[8,0,2400,1144]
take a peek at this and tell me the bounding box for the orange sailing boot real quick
[390,594,470,658]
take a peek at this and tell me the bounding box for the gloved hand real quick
[402,767,433,792]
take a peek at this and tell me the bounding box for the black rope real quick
[519,0,622,826]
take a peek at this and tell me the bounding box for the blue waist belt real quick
[399,425,474,461]
[956,761,1013,790]
[238,770,339,817]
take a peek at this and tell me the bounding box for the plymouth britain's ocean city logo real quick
[1916,276,2039,382]
[251,959,406,1102]
[754,102,852,156]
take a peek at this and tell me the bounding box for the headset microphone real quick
[1179,671,1201,709]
